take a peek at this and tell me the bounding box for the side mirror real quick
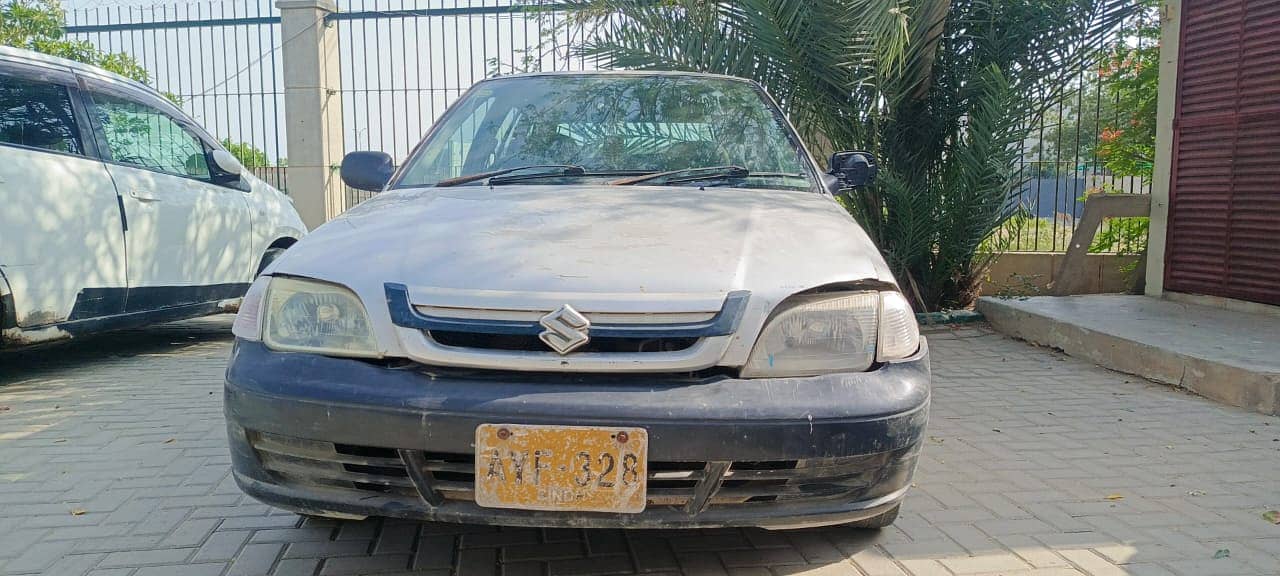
[210,149,245,184]
[828,151,878,188]
[341,151,395,192]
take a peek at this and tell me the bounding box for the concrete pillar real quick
[1144,0,1181,297]
[278,0,344,229]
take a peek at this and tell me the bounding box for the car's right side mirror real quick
[340,151,395,192]
[828,151,879,188]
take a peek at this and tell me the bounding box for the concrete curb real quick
[977,296,1279,416]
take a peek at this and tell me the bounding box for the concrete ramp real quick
[977,294,1280,415]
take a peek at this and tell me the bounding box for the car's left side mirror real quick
[828,151,878,188]
[341,151,395,192]
[210,149,246,186]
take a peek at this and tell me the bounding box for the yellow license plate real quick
[474,424,648,513]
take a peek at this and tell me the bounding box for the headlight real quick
[877,290,920,362]
[741,291,919,378]
[261,276,380,358]
[231,277,269,341]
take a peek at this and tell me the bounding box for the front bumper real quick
[225,338,930,529]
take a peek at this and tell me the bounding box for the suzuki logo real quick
[538,304,590,355]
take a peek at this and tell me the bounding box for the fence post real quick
[1144,0,1181,297]
[278,0,343,229]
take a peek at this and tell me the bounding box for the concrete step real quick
[977,294,1280,416]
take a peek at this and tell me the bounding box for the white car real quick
[0,46,306,347]
[225,72,928,530]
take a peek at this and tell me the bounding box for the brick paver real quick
[2,317,1278,576]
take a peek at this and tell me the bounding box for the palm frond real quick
[566,0,1137,310]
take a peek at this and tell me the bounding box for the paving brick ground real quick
[2,316,1278,576]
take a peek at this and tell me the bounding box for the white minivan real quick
[0,46,306,348]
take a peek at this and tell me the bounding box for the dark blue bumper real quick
[224,338,930,528]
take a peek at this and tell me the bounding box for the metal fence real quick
[65,0,289,191]
[331,0,599,205]
[1009,5,1158,252]
[63,0,1152,251]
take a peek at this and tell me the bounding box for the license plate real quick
[473,424,647,513]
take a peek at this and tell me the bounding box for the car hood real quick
[272,185,896,303]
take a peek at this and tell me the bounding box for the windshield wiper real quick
[614,167,810,187]
[487,169,649,186]
[611,165,750,186]
[434,164,586,187]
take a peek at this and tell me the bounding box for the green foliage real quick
[1088,1,1158,267]
[1,0,152,84]
[984,209,1146,257]
[985,212,1076,253]
[1085,182,1148,268]
[0,0,60,46]
[1091,215,1147,256]
[1026,77,1118,177]
[1096,0,1160,182]
[1020,3,1159,183]
[575,0,1134,310]
[220,138,271,168]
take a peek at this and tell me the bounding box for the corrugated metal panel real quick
[1165,0,1280,306]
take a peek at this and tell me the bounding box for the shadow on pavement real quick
[0,315,235,384]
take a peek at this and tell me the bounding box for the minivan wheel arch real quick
[0,268,16,331]
[256,237,298,276]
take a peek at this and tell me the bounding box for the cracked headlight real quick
[741,291,918,378]
[260,277,379,358]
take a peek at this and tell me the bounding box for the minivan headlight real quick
[261,277,379,358]
[741,291,919,378]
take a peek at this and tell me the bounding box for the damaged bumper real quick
[224,338,930,529]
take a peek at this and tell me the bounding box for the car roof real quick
[0,45,162,97]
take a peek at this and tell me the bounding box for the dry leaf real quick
[163,438,175,444]
[1264,510,1280,525]
[1104,494,1124,501]
[70,508,86,516]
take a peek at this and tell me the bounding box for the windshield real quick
[395,74,815,191]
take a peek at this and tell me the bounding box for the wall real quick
[981,252,1141,298]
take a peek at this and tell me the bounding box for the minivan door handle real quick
[129,189,160,202]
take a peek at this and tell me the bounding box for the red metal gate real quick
[1165,0,1280,305]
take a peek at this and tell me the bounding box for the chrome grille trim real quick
[386,283,750,338]
[396,329,733,372]
[413,306,717,325]
[385,283,749,371]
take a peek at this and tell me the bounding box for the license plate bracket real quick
[473,424,648,513]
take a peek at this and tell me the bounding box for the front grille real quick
[429,331,697,353]
[250,431,917,512]
[251,432,417,498]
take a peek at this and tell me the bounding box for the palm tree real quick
[573,0,1134,311]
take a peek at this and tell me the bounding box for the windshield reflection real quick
[396,74,815,191]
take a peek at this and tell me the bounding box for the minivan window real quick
[397,75,814,191]
[89,92,210,179]
[0,75,83,155]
